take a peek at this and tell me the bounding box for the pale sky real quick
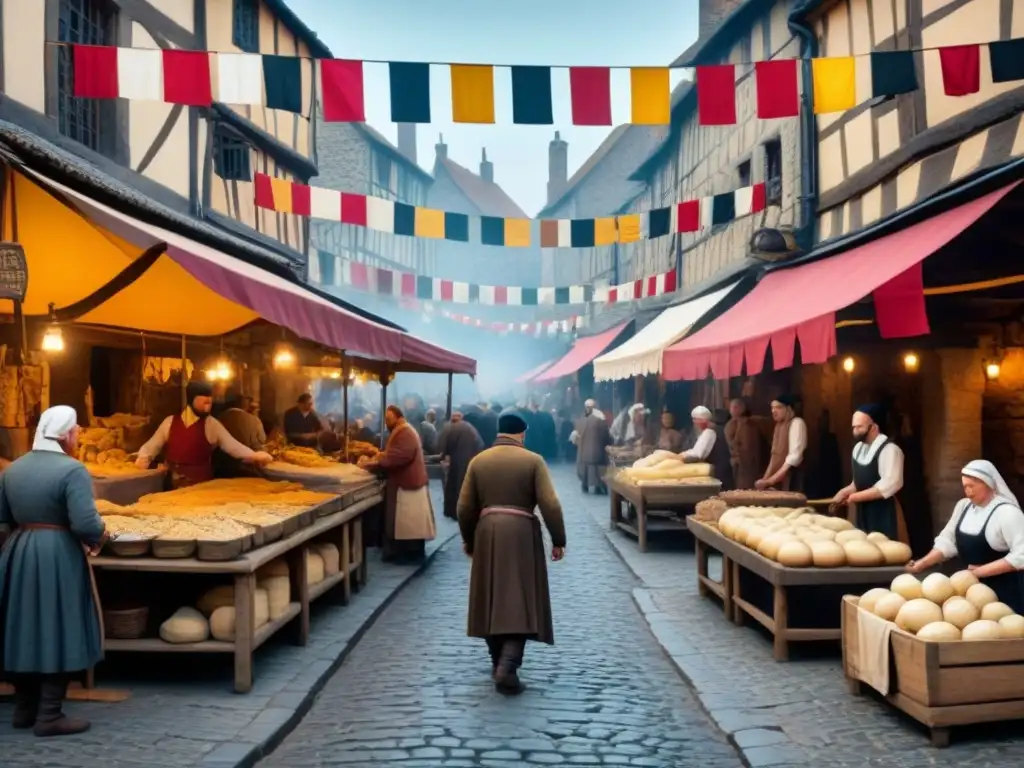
[287,0,699,215]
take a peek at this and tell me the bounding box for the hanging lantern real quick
[273,344,296,370]
[41,303,64,353]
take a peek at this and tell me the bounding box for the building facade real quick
[0,0,324,265]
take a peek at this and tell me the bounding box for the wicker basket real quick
[103,606,149,640]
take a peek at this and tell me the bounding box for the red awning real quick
[663,182,1018,381]
[515,359,555,384]
[534,323,629,383]
[394,336,477,375]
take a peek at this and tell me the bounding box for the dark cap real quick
[855,403,884,424]
[186,381,213,402]
[498,412,528,435]
[772,394,797,407]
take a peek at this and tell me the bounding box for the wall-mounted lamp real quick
[273,344,296,370]
[842,356,855,373]
[985,361,1002,381]
[41,303,64,353]
[903,353,919,373]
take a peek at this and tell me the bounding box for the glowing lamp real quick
[842,356,855,373]
[273,345,296,370]
[986,362,1001,381]
[903,353,919,373]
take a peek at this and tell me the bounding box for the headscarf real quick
[624,403,648,442]
[33,405,78,454]
[691,406,712,421]
[962,459,1020,507]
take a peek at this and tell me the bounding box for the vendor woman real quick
[135,381,273,487]
[908,460,1024,612]
[679,406,734,490]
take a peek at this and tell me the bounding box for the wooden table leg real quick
[233,572,256,694]
[289,547,310,646]
[355,514,366,589]
[772,583,789,662]
[930,727,951,748]
[731,560,743,626]
[721,554,733,619]
[637,497,648,553]
[609,488,622,530]
[695,538,708,597]
[84,667,96,689]
[845,677,864,695]
[341,522,352,605]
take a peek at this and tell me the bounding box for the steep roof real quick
[436,157,529,219]
[350,123,433,183]
[265,0,333,59]
[537,126,630,218]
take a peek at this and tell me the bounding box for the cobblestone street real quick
[258,465,743,768]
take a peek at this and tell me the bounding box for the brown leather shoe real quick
[12,710,36,729]
[494,670,525,695]
[34,716,91,738]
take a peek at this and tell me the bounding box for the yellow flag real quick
[617,214,641,243]
[269,177,293,213]
[451,65,495,124]
[414,207,445,239]
[594,217,617,246]
[630,68,670,124]
[504,218,531,247]
[812,56,857,114]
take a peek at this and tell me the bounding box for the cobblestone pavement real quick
[259,463,744,768]
[0,487,459,768]
[584,468,1024,767]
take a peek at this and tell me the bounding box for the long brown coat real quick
[375,421,430,558]
[576,413,611,485]
[725,416,763,490]
[457,437,566,645]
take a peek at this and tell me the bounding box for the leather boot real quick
[485,638,503,679]
[12,675,41,729]
[494,637,526,695]
[33,674,90,737]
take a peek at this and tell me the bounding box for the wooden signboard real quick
[0,242,27,302]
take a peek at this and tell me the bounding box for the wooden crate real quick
[842,595,1024,746]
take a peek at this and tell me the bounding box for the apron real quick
[955,502,1024,614]
[388,423,436,541]
[853,437,899,540]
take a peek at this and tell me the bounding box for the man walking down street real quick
[457,412,566,695]
[574,399,611,494]
[437,411,484,520]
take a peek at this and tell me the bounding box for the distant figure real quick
[438,414,485,520]
[574,399,611,494]
[214,392,268,478]
[418,409,439,454]
[725,398,763,490]
[283,393,326,448]
[529,402,558,460]
[476,403,499,448]
[558,408,576,462]
[656,410,684,453]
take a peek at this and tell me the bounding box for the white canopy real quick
[592,281,740,382]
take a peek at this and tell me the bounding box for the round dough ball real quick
[758,533,794,561]
[950,569,979,596]
[891,573,924,600]
[916,621,962,641]
[961,619,1003,641]
[874,592,907,621]
[818,516,855,532]
[942,596,980,629]
[877,541,913,566]
[843,540,885,567]
[981,601,1016,622]
[998,614,1024,639]
[776,540,814,567]
[835,529,869,545]
[921,573,956,605]
[896,598,944,633]
[866,532,889,544]
[859,587,891,613]
[965,583,999,610]
[745,526,770,550]
[800,530,837,543]
[810,540,846,567]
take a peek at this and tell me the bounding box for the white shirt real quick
[853,434,904,499]
[785,417,807,468]
[683,426,717,461]
[138,414,256,463]
[934,497,1024,570]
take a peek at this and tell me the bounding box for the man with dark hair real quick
[283,393,325,448]
[214,391,267,477]
[757,394,807,492]
[437,410,484,520]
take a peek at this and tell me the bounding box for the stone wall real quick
[982,347,1024,503]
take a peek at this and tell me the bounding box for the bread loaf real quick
[160,607,209,644]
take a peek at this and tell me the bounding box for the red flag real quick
[73,45,118,99]
[440,280,454,302]
[320,59,366,122]
[664,268,678,294]
[608,287,618,304]
[400,272,416,298]
[755,60,799,119]
[751,182,767,213]
[290,183,311,216]
[253,173,275,209]
[631,280,643,300]
[569,67,612,126]
[349,263,369,291]
[162,50,212,105]
[494,286,508,305]
[677,200,700,233]
[646,275,658,297]
[695,65,736,125]
[340,193,367,226]
[939,45,981,96]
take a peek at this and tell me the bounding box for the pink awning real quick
[663,182,1018,381]
[515,359,555,384]
[534,323,629,383]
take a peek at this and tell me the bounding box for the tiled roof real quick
[437,157,529,219]
[354,124,433,182]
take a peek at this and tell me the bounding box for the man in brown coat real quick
[724,398,763,490]
[457,411,566,695]
[574,399,611,494]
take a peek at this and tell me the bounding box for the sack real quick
[395,486,437,541]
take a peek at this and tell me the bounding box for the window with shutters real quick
[737,159,751,188]
[232,0,259,53]
[213,126,252,181]
[57,0,117,154]
[764,138,782,205]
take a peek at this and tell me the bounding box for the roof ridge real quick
[437,156,529,219]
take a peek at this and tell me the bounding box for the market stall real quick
[842,570,1024,746]
[688,499,911,660]
[607,461,721,551]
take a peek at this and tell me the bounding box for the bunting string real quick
[433,307,584,337]
[317,250,677,305]
[64,39,1024,126]
[261,173,766,247]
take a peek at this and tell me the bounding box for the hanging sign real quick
[0,242,28,301]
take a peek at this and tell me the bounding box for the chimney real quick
[396,123,417,164]
[479,148,493,183]
[546,131,568,206]
[699,0,745,39]
[434,133,447,162]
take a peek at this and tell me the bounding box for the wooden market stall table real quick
[89,489,381,693]
[608,473,721,552]
[91,467,167,505]
[687,518,905,661]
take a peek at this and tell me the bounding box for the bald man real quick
[831,405,905,540]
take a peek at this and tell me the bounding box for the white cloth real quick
[584,399,596,408]
[117,48,163,101]
[785,417,808,468]
[610,408,630,442]
[683,426,717,461]
[962,459,1019,506]
[691,406,712,420]
[624,403,647,442]
[33,406,78,454]
[215,52,264,105]
[934,496,1024,570]
[853,434,904,499]
[137,414,255,463]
